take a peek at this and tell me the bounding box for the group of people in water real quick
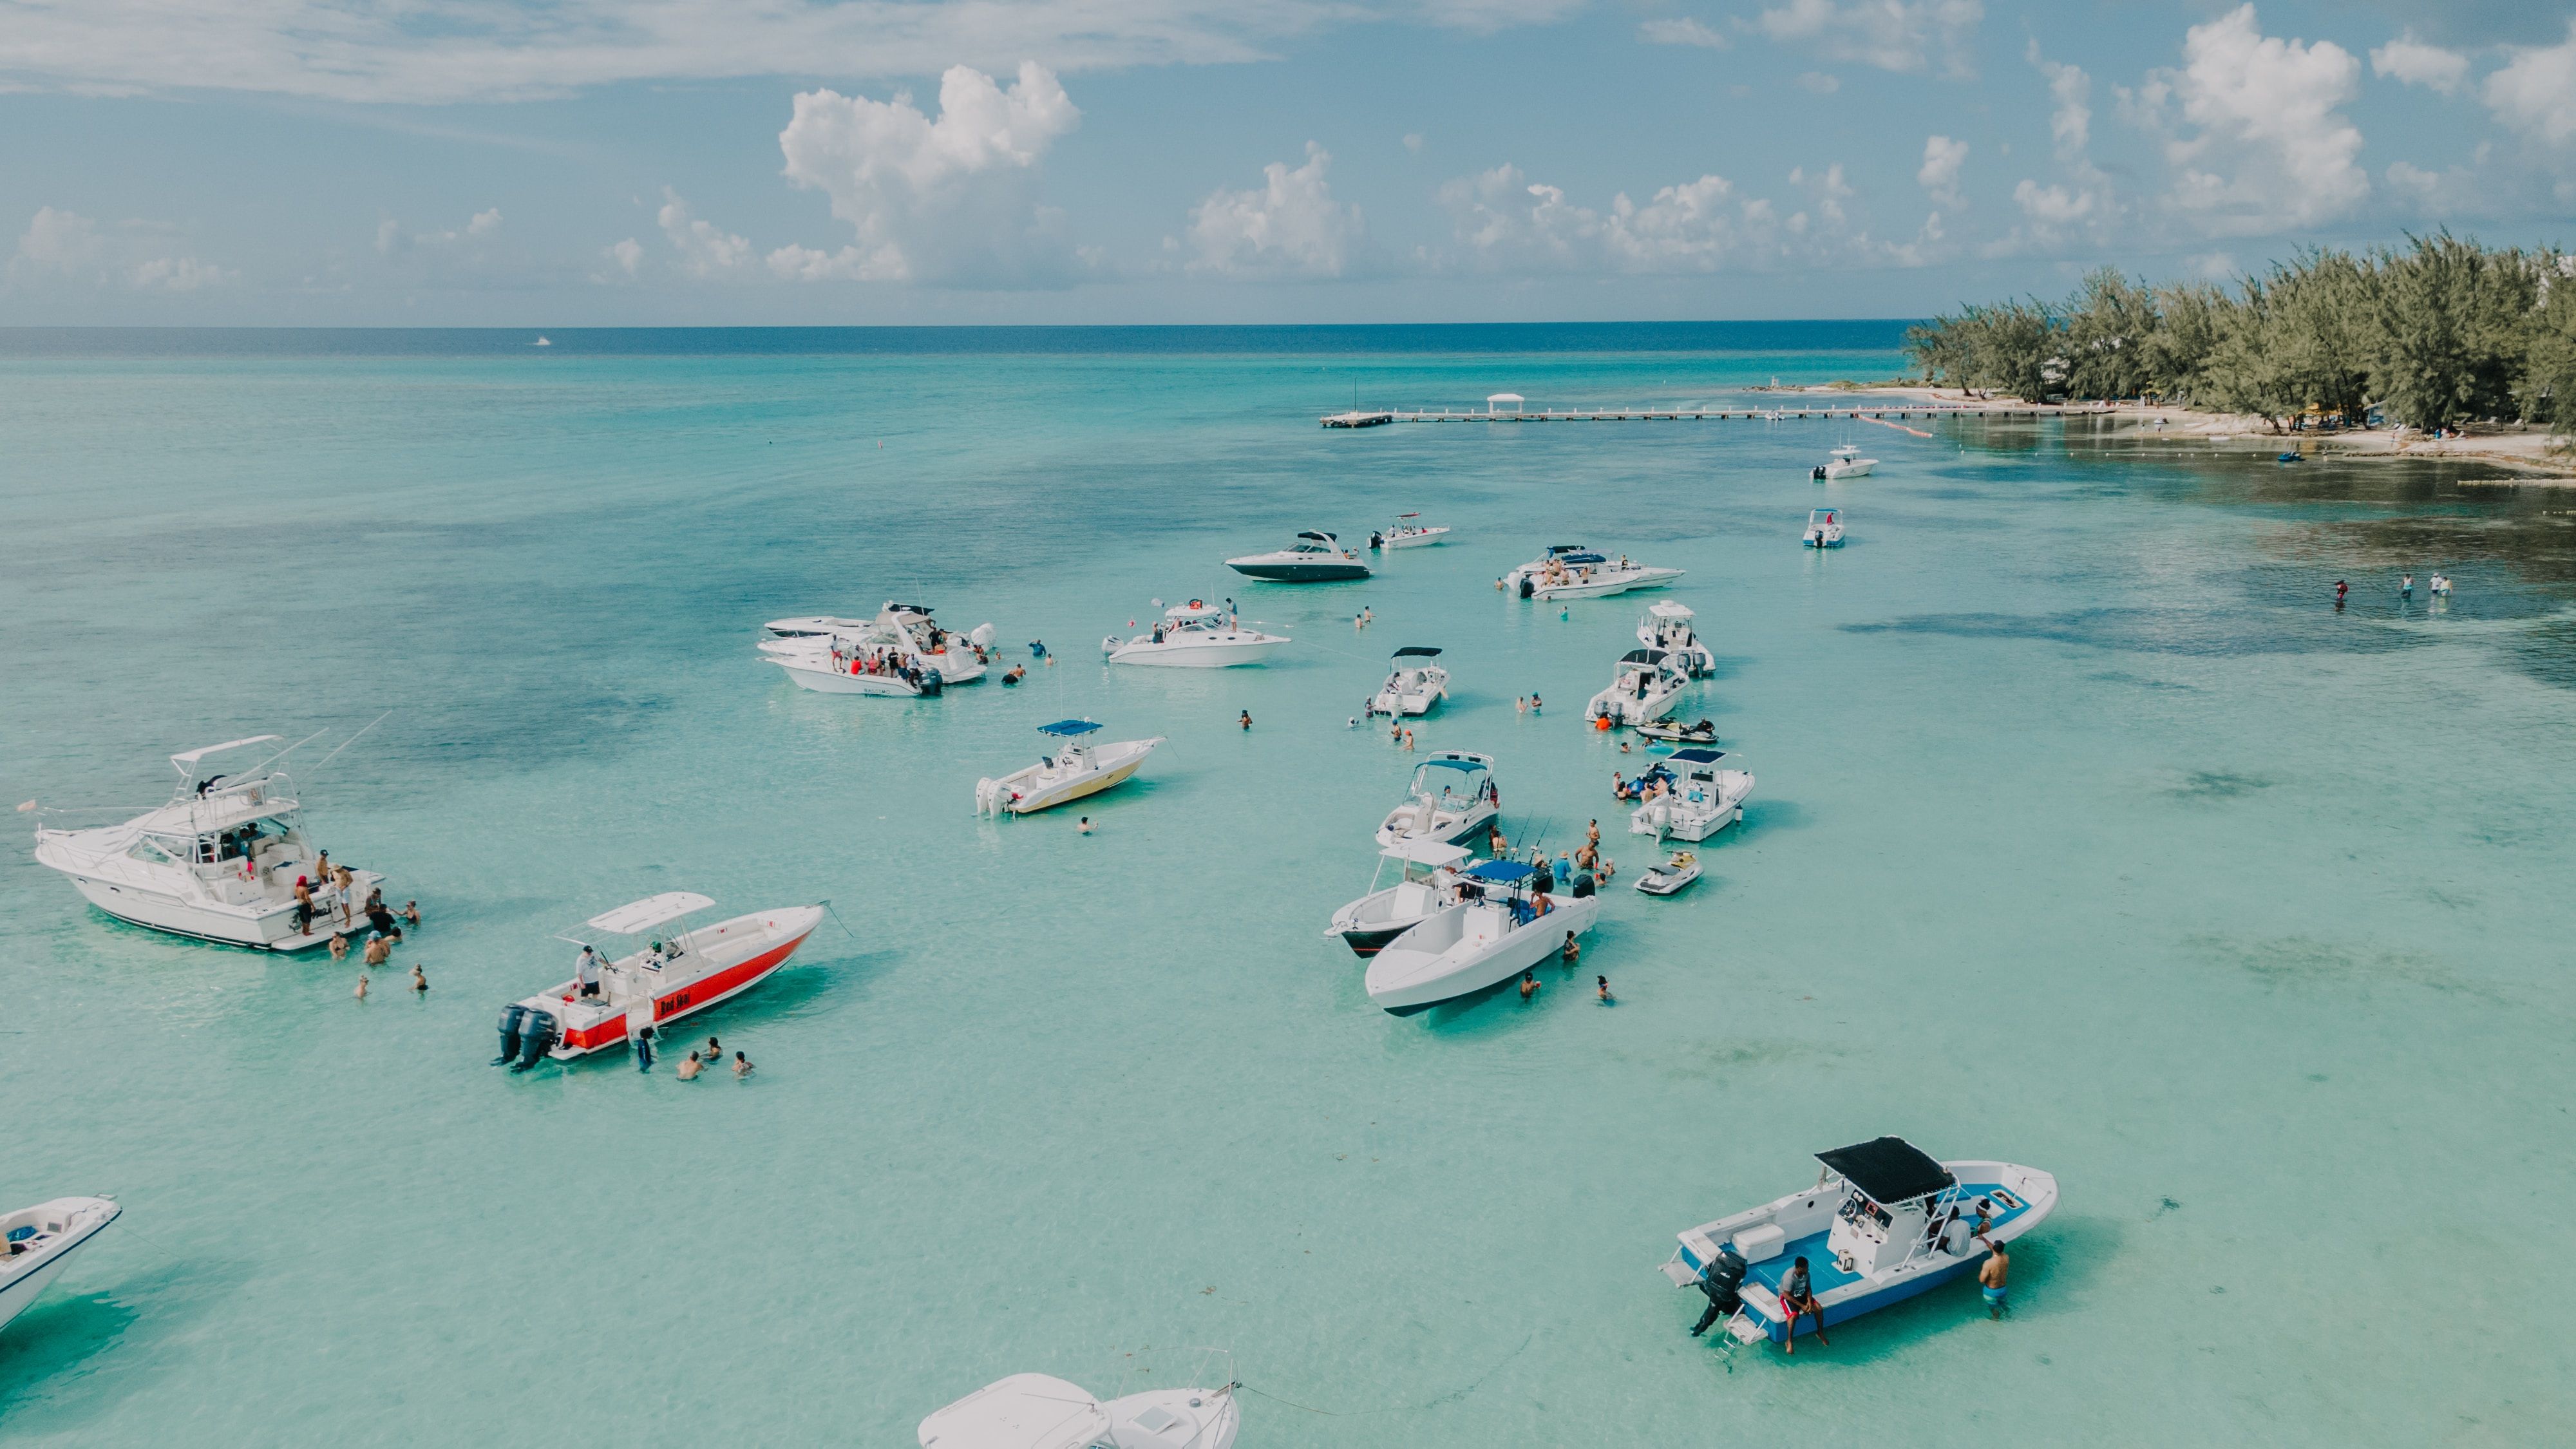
[630,1025,754,1081]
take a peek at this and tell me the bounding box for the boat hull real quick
[51,867,384,951]
[1,1198,120,1336]
[1226,560,1372,582]
[1379,529,1448,549]
[1366,895,1601,1012]
[770,658,925,695]
[530,908,822,1059]
[1106,638,1281,667]
[1635,863,1701,895]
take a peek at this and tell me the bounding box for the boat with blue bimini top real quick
[1364,857,1600,1012]
[975,721,1165,817]
[1660,1137,2058,1349]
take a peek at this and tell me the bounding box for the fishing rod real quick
[307,712,392,775]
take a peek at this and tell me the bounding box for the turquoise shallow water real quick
[5,327,2575,1446]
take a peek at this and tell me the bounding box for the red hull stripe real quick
[554,925,815,1057]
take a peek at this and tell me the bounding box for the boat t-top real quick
[1660,1137,2057,1349]
[1370,513,1450,549]
[1365,646,1449,717]
[1803,509,1845,548]
[3,1196,122,1336]
[495,892,824,1070]
[1102,598,1288,668]
[1225,530,1373,582]
[1587,649,1690,728]
[1326,838,1470,957]
[1363,858,1600,1012]
[1813,443,1877,480]
[1505,545,1683,600]
[917,1368,1240,1449]
[1638,600,1717,677]
[976,721,1165,817]
[1628,748,1753,842]
[1373,750,1499,849]
[32,735,384,951]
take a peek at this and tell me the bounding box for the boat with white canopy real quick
[1660,1137,2057,1349]
[1225,530,1372,582]
[1372,751,1498,849]
[1627,748,1753,842]
[1587,649,1690,727]
[1370,513,1449,549]
[32,735,384,950]
[1326,838,1470,956]
[1363,858,1600,1012]
[918,1367,1240,1449]
[495,892,823,1068]
[975,721,1164,816]
[1803,508,1844,548]
[1102,598,1287,668]
[1365,647,1448,717]
[2,1196,121,1338]
[1812,443,1876,480]
[1637,601,1717,677]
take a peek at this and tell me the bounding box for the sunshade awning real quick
[1463,859,1539,883]
[1392,646,1443,658]
[1037,720,1102,737]
[1649,600,1694,618]
[1668,748,1726,763]
[1817,1137,1956,1204]
[1620,649,1670,665]
[586,892,715,934]
[1382,838,1470,867]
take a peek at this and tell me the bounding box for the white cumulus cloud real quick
[2484,21,2576,146]
[10,205,225,292]
[1917,134,1968,207]
[2369,34,2470,94]
[1438,163,1815,274]
[1640,17,1728,48]
[1186,143,1365,278]
[1754,0,1983,78]
[775,62,1082,287]
[656,189,755,277]
[2154,5,2369,235]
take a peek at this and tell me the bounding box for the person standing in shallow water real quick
[2334,579,2348,609]
[1980,1238,2011,1318]
[2400,573,2414,603]
[634,1025,656,1073]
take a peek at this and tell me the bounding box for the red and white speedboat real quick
[495,893,822,1068]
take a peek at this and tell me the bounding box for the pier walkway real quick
[1321,401,2059,428]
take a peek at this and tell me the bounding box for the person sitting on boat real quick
[1530,883,1554,918]
[576,945,603,997]
[1779,1256,1829,1352]
[1689,1245,1749,1336]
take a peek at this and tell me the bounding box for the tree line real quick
[1903,234,2576,436]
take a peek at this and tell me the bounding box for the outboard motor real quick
[1811,464,1828,480]
[1518,576,1535,599]
[509,1010,558,1072]
[918,667,942,697]
[492,1003,527,1066]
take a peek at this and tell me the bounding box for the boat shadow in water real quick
[0,1257,238,1432]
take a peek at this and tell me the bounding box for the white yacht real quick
[1502,544,1593,596]
[1509,547,1683,600]
[976,721,1164,816]
[1803,508,1845,548]
[765,603,989,683]
[1364,859,1600,1012]
[1225,530,1372,582]
[1628,748,1754,842]
[1812,444,1877,480]
[1373,751,1499,849]
[33,736,383,950]
[1370,513,1450,549]
[1103,599,1287,668]
[918,1370,1239,1449]
[1660,1137,2057,1349]
[2,1197,121,1337]
[1638,600,1717,677]
[1587,649,1690,727]
[1365,647,1448,717]
[496,893,824,1069]
[1326,838,1470,957]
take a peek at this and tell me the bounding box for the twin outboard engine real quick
[1518,576,1535,599]
[1810,464,1828,480]
[509,1010,558,1072]
[919,668,942,697]
[493,1003,528,1066]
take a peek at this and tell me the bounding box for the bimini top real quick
[1463,859,1539,884]
[1562,553,1608,565]
[1667,748,1727,764]
[1817,1137,1956,1204]
[586,891,715,934]
[880,600,935,616]
[1419,751,1493,770]
[1037,719,1103,737]
[1619,649,1671,665]
[1382,838,1470,868]
[171,735,283,771]
[1649,600,1696,620]
[1546,544,1587,554]
[1392,646,1443,658]
[1294,530,1341,546]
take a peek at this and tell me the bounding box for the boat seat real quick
[1732,1222,1787,1263]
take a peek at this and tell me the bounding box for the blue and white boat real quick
[1660,1137,2057,1347]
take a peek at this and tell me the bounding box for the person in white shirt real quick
[576,945,602,998]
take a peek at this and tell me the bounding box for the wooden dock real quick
[1322,402,2056,427]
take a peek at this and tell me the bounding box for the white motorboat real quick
[1326,838,1470,957]
[1660,1137,2058,1349]
[2,1197,120,1337]
[1803,508,1845,548]
[1634,850,1701,896]
[1628,748,1754,842]
[1365,646,1448,717]
[1812,443,1877,480]
[976,721,1164,816]
[765,603,989,692]
[918,1370,1239,1449]
[1638,600,1718,677]
[1511,547,1683,601]
[1501,544,1593,596]
[1225,530,1372,582]
[768,603,994,679]
[1364,858,1600,1012]
[1370,513,1450,549]
[1372,751,1499,849]
[32,735,385,951]
[1587,649,1690,727]
[496,892,823,1068]
[1103,598,1287,668]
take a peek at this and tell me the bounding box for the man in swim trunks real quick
[1980,1238,2010,1318]
[1779,1256,1828,1352]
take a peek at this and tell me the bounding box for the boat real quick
[1634,851,1701,895]
[1634,718,1718,746]
[1225,530,1372,582]
[1501,544,1593,596]
[1372,751,1499,849]
[1803,508,1844,548]
[1628,748,1753,842]
[976,721,1164,816]
[1363,859,1600,1012]
[765,603,990,684]
[1370,513,1450,549]
[32,735,385,951]
[1509,547,1684,601]
[918,1370,1239,1449]
[1638,600,1718,677]
[1658,1137,2058,1348]
[1365,647,1448,717]
[1812,443,1876,480]
[1103,599,1287,668]
[495,893,824,1068]
[2,1197,121,1337]
[1587,649,1690,727]
[1326,838,1470,956]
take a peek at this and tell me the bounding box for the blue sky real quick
[3,1,2571,324]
